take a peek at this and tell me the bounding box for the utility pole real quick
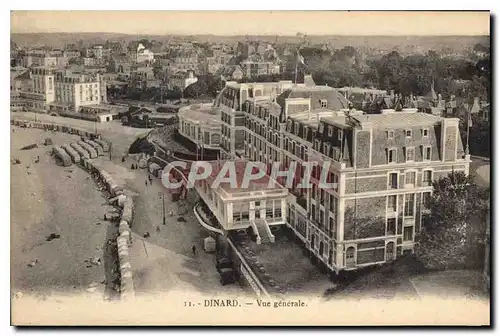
[158,192,166,225]
[465,105,472,155]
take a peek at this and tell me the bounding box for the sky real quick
[11,11,490,36]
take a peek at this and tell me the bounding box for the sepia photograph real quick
[9,10,491,326]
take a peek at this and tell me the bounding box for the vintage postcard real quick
[10,10,491,326]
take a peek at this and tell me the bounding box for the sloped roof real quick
[276,86,349,112]
[11,69,31,81]
[333,112,444,128]
[425,81,438,101]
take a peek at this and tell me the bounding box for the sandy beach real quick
[10,127,116,299]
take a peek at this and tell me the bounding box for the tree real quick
[183,80,209,99]
[415,172,489,270]
[344,207,385,240]
[473,43,489,54]
[166,87,182,100]
[204,75,226,97]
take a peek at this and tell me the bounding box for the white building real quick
[136,43,155,63]
[193,161,288,243]
[168,70,198,90]
[50,72,102,113]
[22,67,56,112]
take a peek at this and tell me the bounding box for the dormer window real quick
[320,99,328,108]
[387,130,395,139]
[405,130,412,138]
[303,126,308,139]
[314,140,320,151]
[338,129,343,141]
[328,126,333,137]
[319,124,324,133]
[422,128,429,137]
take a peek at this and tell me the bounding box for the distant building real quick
[82,57,98,67]
[86,45,110,59]
[63,50,81,61]
[104,41,124,55]
[216,65,244,81]
[206,53,234,74]
[49,72,102,113]
[168,70,198,90]
[21,52,57,68]
[136,43,154,63]
[168,51,199,73]
[10,68,33,111]
[108,55,133,74]
[240,54,280,78]
[12,67,57,112]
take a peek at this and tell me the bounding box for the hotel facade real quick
[210,79,470,274]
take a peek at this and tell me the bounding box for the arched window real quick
[346,246,356,267]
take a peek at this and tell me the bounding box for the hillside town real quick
[10,12,490,326]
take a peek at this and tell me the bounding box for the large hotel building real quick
[208,77,470,274]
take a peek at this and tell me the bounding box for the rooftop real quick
[178,103,221,126]
[322,111,447,128]
[193,160,286,195]
[277,86,350,112]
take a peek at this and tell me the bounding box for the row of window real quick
[387,128,429,139]
[284,137,306,159]
[387,145,432,163]
[286,119,315,141]
[318,123,342,140]
[387,170,433,189]
[387,191,431,218]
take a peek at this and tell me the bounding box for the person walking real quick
[192,245,196,256]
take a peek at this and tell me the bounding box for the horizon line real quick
[11,31,490,37]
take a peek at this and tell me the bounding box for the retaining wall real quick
[80,159,135,301]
